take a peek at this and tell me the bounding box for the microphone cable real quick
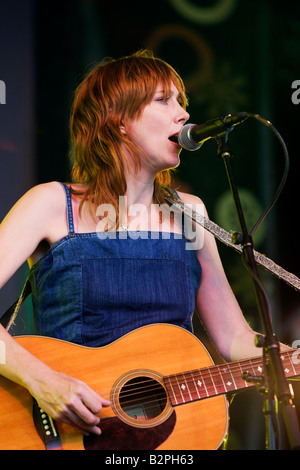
[245,113,290,238]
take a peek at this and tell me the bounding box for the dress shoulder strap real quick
[59,182,75,235]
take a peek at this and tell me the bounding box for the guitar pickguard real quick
[83,411,176,450]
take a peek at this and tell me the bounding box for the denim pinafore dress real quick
[29,183,202,347]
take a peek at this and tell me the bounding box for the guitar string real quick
[97,352,296,401]
[111,351,297,399]
[101,367,294,417]
[95,377,294,416]
[104,366,251,406]
[86,351,298,420]
[93,352,297,411]
[96,373,242,416]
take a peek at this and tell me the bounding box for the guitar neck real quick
[164,350,300,406]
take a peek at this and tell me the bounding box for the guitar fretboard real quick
[163,350,300,406]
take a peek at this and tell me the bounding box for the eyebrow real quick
[154,88,179,97]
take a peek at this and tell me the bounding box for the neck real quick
[124,169,156,209]
[118,169,156,231]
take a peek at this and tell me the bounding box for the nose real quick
[175,103,190,124]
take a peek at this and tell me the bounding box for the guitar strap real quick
[0,275,31,331]
[167,196,300,292]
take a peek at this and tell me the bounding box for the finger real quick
[60,399,102,435]
[78,386,111,415]
[85,396,112,414]
[100,397,112,407]
[60,413,101,436]
[69,400,101,427]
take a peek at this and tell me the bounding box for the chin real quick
[159,159,180,172]
[170,153,181,168]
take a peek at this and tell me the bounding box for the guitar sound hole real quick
[119,376,168,421]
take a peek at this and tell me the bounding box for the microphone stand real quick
[216,134,300,450]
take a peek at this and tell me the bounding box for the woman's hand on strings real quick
[28,367,111,436]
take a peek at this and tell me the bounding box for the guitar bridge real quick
[32,397,63,450]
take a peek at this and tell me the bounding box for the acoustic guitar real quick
[0,324,298,450]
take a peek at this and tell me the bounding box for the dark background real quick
[0,0,299,449]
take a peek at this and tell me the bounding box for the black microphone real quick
[177,112,249,151]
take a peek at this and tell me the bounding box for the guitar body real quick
[0,324,228,450]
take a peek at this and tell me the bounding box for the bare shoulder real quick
[18,181,69,222]
[175,191,208,214]
[0,182,69,283]
[23,181,66,207]
[176,190,220,258]
[0,181,65,225]
[25,181,69,234]
[3,181,70,243]
[175,190,202,203]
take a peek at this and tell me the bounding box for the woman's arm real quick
[0,323,110,435]
[178,192,261,361]
[0,183,110,434]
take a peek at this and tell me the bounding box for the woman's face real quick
[124,82,190,175]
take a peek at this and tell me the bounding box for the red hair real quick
[69,50,188,227]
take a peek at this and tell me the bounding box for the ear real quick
[120,124,126,135]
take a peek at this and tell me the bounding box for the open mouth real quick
[168,134,179,143]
